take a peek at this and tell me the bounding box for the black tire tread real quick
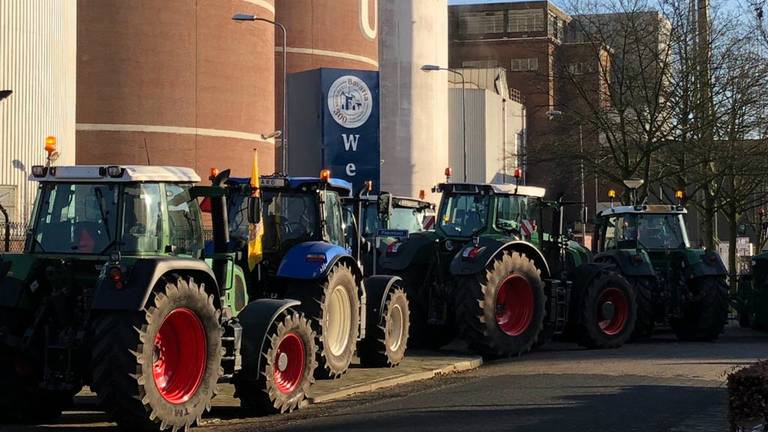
[90,276,222,431]
[358,286,410,367]
[236,310,317,414]
[672,276,729,341]
[454,251,546,357]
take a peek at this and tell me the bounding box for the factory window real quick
[508,10,544,33]
[510,58,539,72]
[459,11,505,34]
[568,62,595,75]
[462,59,499,68]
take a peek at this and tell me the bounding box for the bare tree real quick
[547,0,768,258]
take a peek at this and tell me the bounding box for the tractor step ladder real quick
[546,279,571,333]
[220,320,242,379]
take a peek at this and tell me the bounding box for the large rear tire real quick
[577,271,637,349]
[359,285,410,367]
[455,251,546,357]
[235,309,317,414]
[286,264,360,379]
[672,276,729,341]
[627,276,656,339]
[90,276,222,431]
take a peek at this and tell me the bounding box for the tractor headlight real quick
[106,166,123,178]
[31,165,46,177]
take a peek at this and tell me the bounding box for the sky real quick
[447,0,745,13]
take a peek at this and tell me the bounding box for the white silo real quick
[379,0,449,200]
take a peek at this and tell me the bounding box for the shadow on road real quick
[267,377,726,432]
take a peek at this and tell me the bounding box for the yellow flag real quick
[247,149,263,270]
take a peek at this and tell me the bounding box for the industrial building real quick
[0,1,77,222]
[447,68,526,185]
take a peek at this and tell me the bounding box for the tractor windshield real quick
[438,193,490,237]
[260,190,319,252]
[31,183,119,254]
[360,203,427,238]
[602,213,690,250]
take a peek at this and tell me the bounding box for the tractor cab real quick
[594,205,690,253]
[27,165,203,257]
[434,182,545,243]
[348,194,435,241]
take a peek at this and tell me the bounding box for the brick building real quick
[449,1,612,207]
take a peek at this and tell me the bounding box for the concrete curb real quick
[306,357,483,404]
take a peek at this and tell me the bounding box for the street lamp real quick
[233,13,289,174]
[421,64,467,182]
[0,90,11,102]
[546,110,586,234]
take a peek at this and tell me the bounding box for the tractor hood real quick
[276,241,351,280]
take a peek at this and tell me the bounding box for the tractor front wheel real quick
[359,285,410,367]
[90,276,222,431]
[287,264,360,379]
[672,276,729,341]
[236,309,317,414]
[577,271,637,349]
[455,251,545,357]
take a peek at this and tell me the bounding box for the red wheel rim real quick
[152,308,207,404]
[495,275,535,336]
[273,333,305,394]
[597,287,629,336]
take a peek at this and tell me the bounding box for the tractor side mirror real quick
[247,197,261,224]
[378,192,392,221]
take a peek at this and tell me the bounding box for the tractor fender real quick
[593,249,655,277]
[450,238,551,279]
[683,249,727,278]
[91,258,219,311]
[566,262,614,324]
[235,298,301,383]
[362,275,403,328]
[378,232,438,272]
[276,241,360,280]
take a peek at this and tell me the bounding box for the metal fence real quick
[0,222,29,253]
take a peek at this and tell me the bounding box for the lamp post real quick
[546,110,586,234]
[421,64,467,182]
[232,13,289,174]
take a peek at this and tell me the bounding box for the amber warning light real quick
[44,136,57,155]
[320,169,331,181]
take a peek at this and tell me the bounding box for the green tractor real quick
[380,177,638,356]
[0,164,318,430]
[736,253,768,330]
[592,189,729,340]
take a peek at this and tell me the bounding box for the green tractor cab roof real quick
[435,182,546,198]
[597,204,686,217]
[29,165,201,183]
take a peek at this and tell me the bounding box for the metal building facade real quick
[0,0,77,222]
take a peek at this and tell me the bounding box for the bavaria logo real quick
[327,75,373,129]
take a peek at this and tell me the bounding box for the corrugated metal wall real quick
[449,88,526,185]
[0,1,77,222]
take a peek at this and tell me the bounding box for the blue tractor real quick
[209,171,410,379]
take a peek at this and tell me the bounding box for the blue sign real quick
[320,69,380,193]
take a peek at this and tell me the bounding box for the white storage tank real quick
[379,0,449,200]
[0,1,77,222]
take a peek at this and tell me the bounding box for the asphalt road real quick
[4,325,766,432]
